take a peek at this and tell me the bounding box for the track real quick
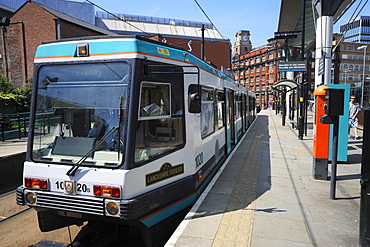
[0,188,81,247]
[0,188,184,246]
[0,189,30,224]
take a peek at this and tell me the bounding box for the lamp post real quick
[358,45,367,107]
[343,69,348,84]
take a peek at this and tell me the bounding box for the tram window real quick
[31,62,129,167]
[139,82,171,119]
[135,81,184,164]
[201,87,215,139]
[235,94,240,119]
[217,91,225,129]
[238,95,242,118]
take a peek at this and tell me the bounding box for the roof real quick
[36,2,118,36]
[271,79,298,92]
[3,0,95,24]
[277,0,356,51]
[96,12,226,41]
[0,3,16,13]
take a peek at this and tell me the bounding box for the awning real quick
[271,79,298,93]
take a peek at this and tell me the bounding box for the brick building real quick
[233,39,285,108]
[0,0,233,88]
[0,1,117,88]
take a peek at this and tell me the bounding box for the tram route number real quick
[55,181,91,193]
[195,152,203,168]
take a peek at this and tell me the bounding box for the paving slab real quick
[166,109,362,247]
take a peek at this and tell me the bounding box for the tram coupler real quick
[68,221,107,247]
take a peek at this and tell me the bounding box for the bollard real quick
[360,108,370,246]
[298,115,304,140]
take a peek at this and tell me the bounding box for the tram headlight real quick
[77,43,89,57]
[105,201,120,216]
[25,192,37,204]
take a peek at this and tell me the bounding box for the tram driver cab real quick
[32,62,128,168]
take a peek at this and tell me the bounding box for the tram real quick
[16,36,255,246]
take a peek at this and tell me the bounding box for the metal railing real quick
[0,112,30,142]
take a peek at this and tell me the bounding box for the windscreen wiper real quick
[66,126,118,176]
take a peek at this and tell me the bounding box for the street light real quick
[358,45,367,107]
[343,69,348,84]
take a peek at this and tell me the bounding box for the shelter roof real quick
[277,0,355,51]
[271,79,298,92]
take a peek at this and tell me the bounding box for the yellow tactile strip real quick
[212,119,265,247]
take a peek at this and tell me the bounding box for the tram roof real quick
[36,36,236,83]
[277,0,355,51]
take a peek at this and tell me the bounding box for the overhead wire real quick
[332,0,369,52]
[86,0,226,48]
[171,0,230,46]
[193,0,227,40]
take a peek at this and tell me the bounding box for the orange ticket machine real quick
[313,86,330,180]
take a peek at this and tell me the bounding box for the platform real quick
[166,109,361,246]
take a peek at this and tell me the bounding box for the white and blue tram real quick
[16,36,255,246]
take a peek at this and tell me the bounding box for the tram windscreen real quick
[32,62,129,167]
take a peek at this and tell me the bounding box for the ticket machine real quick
[312,86,330,180]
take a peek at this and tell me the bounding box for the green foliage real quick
[0,75,33,110]
[0,75,13,93]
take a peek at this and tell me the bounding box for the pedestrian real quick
[348,95,360,139]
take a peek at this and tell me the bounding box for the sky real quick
[74,0,370,47]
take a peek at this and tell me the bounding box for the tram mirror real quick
[188,84,201,113]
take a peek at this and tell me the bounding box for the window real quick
[201,87,215,138]
[237,95,242,119]
[139,82,171,119]
[217,91,225,129]
[32,62,129,167]
[135,81,184,164]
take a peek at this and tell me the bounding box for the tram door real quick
[225,89,235,153]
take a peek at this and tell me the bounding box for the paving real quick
[166,109,362,247]
[0,109,363,246]
[0,136,27,158]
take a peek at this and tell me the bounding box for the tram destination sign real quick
[278,61,307,72]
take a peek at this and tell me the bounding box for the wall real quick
[0,2,56,87]
[164,37,232,70]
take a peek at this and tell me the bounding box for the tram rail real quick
[0,190,31,224]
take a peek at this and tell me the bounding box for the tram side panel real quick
[185,70,226,192]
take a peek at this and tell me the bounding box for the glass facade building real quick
[340,16,370,44]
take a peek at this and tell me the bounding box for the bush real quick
[0,76,32,112]
[0,75,13,93]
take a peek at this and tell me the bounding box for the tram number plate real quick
[55,181,91,195]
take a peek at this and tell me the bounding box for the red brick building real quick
[233,40,285,108]
[0,1,233,88]
[0,1,116,88]
[169,38,231,70]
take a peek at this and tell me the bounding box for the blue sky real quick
[76,0,369,47]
